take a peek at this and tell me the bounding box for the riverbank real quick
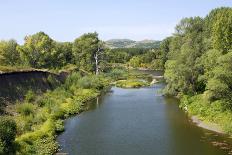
[136,70,226,135]
[57,81,231,155]
[4,72,110,154]
[180,94,232,136]
[191,116,224,134]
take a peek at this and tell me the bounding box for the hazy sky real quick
[0,0,231,43]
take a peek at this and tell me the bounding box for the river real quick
[57,72,232,155]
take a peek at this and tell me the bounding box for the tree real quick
[0,40,20,66]
[211,8,232,53]
[129,56,142,68]
[53,42,73,68]
[205,51,232,104]
[18,32,54,68]
[159,37,172,64]
[73,32,104,73]
[164,17,204,95]
[94,41,105,75]
[163,7,232,113]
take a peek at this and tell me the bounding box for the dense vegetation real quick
[162,7,232,133]
[0,30,157,154]
[128,48,165,70]
[0,6,231,155]
[0,33,163,73]
[0,72,110,154]
[0,32,106,74]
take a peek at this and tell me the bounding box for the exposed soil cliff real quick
[0,70,67,114]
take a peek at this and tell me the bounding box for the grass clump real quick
[116,79,150,88]
[16,103,36,116]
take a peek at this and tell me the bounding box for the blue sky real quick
[0,0,231,43]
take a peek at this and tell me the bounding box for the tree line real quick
[162,7,232,121]
[0,32,107,73]
[0,32,164,73]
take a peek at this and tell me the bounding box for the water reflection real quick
[58,83,232,155]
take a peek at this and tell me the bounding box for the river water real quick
[57,72,232,155]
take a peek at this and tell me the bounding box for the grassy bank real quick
[180,94,232,135]
[1,72,110,155]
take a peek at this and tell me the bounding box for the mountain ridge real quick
[105,39,161,49]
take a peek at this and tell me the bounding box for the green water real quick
[57,76,232,155]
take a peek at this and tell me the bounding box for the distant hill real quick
[105,39,161,49]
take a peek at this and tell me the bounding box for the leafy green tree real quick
[53,42,73,68]
[106,48,148,63]
[205,51,232,104]
[159,37,172,64]
[0,40,20,66]
[163,7,232,113]
[73,32,103,73]
[164,17,204,95]
[129,56,142,68]
[211,8,232,52]
[18,32,54,68]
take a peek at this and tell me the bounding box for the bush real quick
[33,136,58,155]
[55,119,64,132]
[16,103,35,116]
[64,72,81,89]
[77,75,109,90]
[0,116,17,154]
[15,115,34,134]
[108,68,127,80]
[60,98,82,116]
[17,136,58,155]
[25,90,36,102]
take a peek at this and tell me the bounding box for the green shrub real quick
[0,116,17,154]
[15,115,34,134]
[77,75,109,90]
[33,136,58,155]
[16,103,35,116]
[76,76,93,89]
[61,98,82,116]
[16,140,36,155]
[64,72,81,89]
[25,90,36,102]
[17,136,58,155]
[55,119,64,132]
[73,89,99,102]
[108,68,127,80]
